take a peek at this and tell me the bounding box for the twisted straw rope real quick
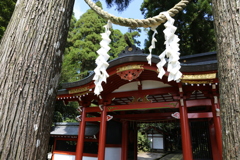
[84,0,191,28]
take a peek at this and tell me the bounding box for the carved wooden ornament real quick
[117,69,144,81]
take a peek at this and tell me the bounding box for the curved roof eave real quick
[61,52,217,89]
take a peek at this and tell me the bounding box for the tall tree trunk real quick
[0,0,74,159]
[212,0,240,159]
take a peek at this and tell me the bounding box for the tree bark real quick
[0,0,74,159]
[212,0,240,159]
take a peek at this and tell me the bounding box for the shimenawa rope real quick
[84,0,191,28]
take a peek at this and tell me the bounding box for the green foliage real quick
[138,132,151,152]
[0,0,16,40]
[65,14,77,49]
[62,2,106,82]
[53,101,79,122]
[61,1,140,83]
[141,0,215,55]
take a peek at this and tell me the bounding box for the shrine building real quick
[53,45,222,160]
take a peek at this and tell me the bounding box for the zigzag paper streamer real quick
[156,12,182,81]
[147,26,158,65]
[93,20,112,95]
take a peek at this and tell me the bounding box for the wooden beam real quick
[186,99,211,107]
[113,112,213,120]
[85,117,101,122]
[113,112,171,119]
[188,112,213,118]
[85,107,101,113]
[106,87,178,100]
[106,102,179,112]
[85,99,212,113]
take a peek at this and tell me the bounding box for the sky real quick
[73,0,147,49]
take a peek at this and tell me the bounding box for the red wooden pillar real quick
[76,107,86,160]
[121,121,128,160]
[211,96,222,158]
[179,99,193,160]
[133,123,138,160]
[209,121,221,160]
[98,106,107,160]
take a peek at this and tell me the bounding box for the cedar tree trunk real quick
[212,0,240,159]
[0,0,74,159]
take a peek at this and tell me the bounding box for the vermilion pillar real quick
[211,97,222,158]
[76,107,86,160]
[121,121,128,160]
[179,99,193,160]
[98,106,107,160]
[133,123,138,160]
[209,121,221,160]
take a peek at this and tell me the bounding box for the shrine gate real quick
[55,45,222,160]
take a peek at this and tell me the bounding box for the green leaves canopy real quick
[141,0,215,55]
[61,1,140,83]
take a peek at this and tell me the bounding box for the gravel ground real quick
[137,152,163,160]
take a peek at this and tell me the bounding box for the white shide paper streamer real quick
[148,12,182,82]
[147,26,158,65]
[93,20,112,95]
